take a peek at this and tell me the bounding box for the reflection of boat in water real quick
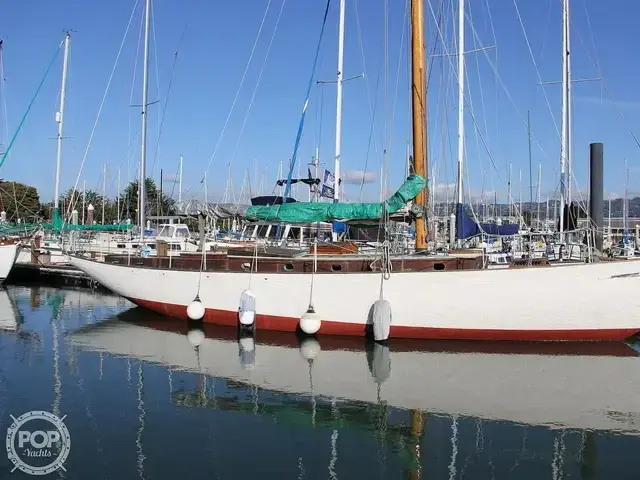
[8,285,131,311]
[0,286,20,331]
[70,309,640,435]
[0,241,19,284]
[60,288,131,309]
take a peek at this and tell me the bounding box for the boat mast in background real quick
[455,0,465,247]
[559,0,571,242]
[410,0,428,250]
[333,0,345,202]
[53,32,71,220]
[139,0,151,239]
[178,155,183,202]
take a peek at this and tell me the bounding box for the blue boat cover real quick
[455,203,519,240]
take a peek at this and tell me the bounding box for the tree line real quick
[0,178,176,224]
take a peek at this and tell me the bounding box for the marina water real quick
[1,285,639,479]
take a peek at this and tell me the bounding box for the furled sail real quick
[245,174,426,223]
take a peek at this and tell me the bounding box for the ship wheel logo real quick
[5,411,71,476]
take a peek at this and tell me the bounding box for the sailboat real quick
[69,0,640,341]
[0,41,20,283]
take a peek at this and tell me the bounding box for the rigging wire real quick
[382,0,389,199]
[149,0,197,180]
[359,69,381,200]
[354,0,383,156]
[0,41,10,148]
[538,0,554,63]
[203,0,274,177]
[385,0,409,194]
[150,0,162,177]
[66,0,141,220]
[128,3,145,152]
[464,0,492,207]
[427,0,551,222]
[0,39,64,170]
[512,0,561,140]
[569,8,640,150]
[581,0,602,74]
[282,0,333,200]
[480,0,503,187]
[226,0,287,172]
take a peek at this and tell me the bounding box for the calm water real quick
[0,285,639,479]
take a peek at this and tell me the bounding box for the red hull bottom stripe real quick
[130,298,640,342]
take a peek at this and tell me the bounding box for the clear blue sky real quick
[1,0,639,207]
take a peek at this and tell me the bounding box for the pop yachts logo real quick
[5,411,71,476]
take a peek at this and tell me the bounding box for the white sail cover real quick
[174,201,249,219]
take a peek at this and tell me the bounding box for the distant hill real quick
[432,197,640,219]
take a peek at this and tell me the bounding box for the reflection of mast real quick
[408,411,425,480]
[447,416,458,480]
[328,398,338,480]
[136,364,146,479]
[551,431,566,480]
[579,431,597,480]
[52,308,62,419]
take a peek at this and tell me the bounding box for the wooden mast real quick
[410,0,428,250]
[409,8,428,472]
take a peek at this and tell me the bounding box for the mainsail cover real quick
[245,174,426,223]
[174,201,249,219]
[455,203,519,240]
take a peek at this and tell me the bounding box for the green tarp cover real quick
[0,209,133,237]
[245,174,425,223]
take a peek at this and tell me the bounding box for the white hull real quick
[69,255,640,340]
[0,244,19,283]
[69,317,640,434]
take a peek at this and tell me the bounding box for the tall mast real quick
[53,32,71,214]
[559,0,569,241]
[519,168,522,225]
[624,158,629,233]
[178,155,183,202]
[536,162,542,228]
[82,180,86,225]
[410,0,428,250]
[139,0,151,239]
[528,111,533,205]
[607,194,611,242]
[455,0,465,208]
[508,161,512,217]
[333,0,346,202]
[102,163,106,224]
[117,167,121,223]
[566,0,573,206]
[204,170,208,204]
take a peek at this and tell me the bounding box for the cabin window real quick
[433,263,445,271]
[175,227,190,238]
[283,263,294,271]
[331,264,342,272]
[156,226,169,237]
[117,244,126,249]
